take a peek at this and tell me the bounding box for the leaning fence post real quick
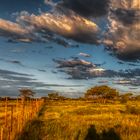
[1,127,3,140]
[10,106,14,132]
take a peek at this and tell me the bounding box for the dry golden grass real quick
[0,99,43,140]
[42,100,140,140]
[0,99,140,140]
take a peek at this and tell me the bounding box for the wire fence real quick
[0,98,44,140]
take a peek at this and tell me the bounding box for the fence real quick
[0,98,43,140]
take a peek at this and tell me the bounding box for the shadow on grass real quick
[15,103,47,140]
[84,125,121,140]
[16,119,44,140]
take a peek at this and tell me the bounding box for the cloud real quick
[110,0,140,9]
[0,6,100,44]
[18,10,100,44]
[44,0,57,7]
[78,52,91,57]
[112,9,140,25]
[113,78,140,87]
[104,1,140,61]
[0,68,86,96]
[0,58,25,67]
[54,58,140,79]
[59,0,109,17]
[53,58,95,68]
[0,19,35,42]
[53,58,108,79]
[0,19,28,35]
[0,0,140,61]
[0,69,31,77]
[0,69,50,96]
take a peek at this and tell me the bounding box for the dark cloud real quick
[0,69,31,77]
[43,84,84,87]
[0,0,140,61]
[117,50,140,61]
[112,9,140,25]
[104,1,140,61]
[0,58,25,67]
[53,58,107,79]
[114,78,140,87]
[128,63,140,66]
[53,58,95,68]
[0,69,35,84]
[38,69,47,72]
[54,58,140,79]
[98,80,108,84]
[8,60,23,66]
[59,0,109,17]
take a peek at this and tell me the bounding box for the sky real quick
[0,0,140,97]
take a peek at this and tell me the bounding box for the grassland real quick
[0,99,43,140]
[12,99,140,140]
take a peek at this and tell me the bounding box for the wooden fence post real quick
[4,97,8,128]
[10,106,13,132]
[1,128,3,140]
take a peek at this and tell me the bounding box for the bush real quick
[120,93,133,103]
[125,105,140,115]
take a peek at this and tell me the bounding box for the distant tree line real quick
[0,86,140,103]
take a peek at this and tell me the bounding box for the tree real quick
[48,92,59,100]
[48,92,66,100]
[135,95,140,101]
[120,93,133,103]
[85,85,119,100]
[19,88,35,101]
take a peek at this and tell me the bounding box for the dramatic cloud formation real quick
[105,0,140,61]
[0,7,100,44]
[18,10,100,44]
[0,0,140,61]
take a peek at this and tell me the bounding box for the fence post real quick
[10,106,13,132]
[1,128,3,140]
[4,97,8,128]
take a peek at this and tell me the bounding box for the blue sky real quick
[0,0,140,97]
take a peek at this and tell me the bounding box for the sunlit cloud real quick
[18,10,100,44]
[104,0,140,61]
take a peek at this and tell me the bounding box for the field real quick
[2,99,138,140]
[0,99,43,140]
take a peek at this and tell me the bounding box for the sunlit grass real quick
[0,99,140,140]
[0,99,43,140]
[43,100,140,140]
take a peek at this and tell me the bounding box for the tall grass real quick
[0,98,43,140]
[43,100,140,140]
[0,99,139,140]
